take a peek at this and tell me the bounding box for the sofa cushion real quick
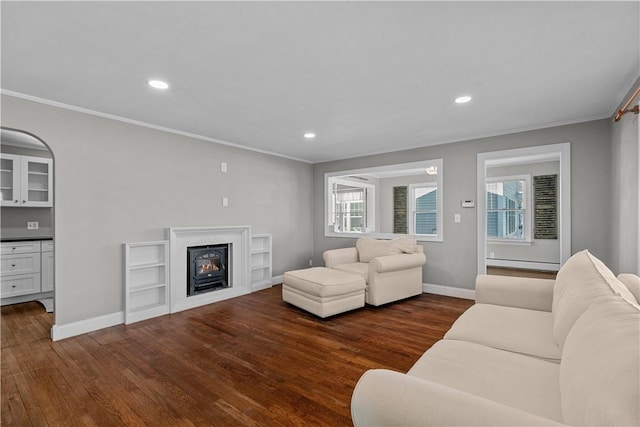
[559,295,640,426]
[444,304,560,361]
[333,262,369,281]
[408,340,563,422]
[356,237,416,262]
[618,273,640,304]
[282,267,366,297]
[552,250,637,349]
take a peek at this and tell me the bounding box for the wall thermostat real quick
[461,200,475,208]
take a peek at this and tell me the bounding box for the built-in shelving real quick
[124,241,170,324]
[250,234,272,291]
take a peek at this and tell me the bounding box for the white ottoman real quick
[282,267,366,318]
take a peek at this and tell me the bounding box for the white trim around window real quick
[408,181,443,242]
[477,142,571,275]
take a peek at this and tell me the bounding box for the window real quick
[486,175,531,242]
[324,158,443,240]
[409,183,440,238]
[328,178,374,233]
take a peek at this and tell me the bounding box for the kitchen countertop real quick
[1,236,53,242]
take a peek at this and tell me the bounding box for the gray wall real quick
[611,78,640,275]
[2,94,314,325]
[313,119,613,290]
[486,161,560,264]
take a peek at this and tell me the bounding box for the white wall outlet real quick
[221,162,227,173]
[489,252,495,259]
[27,221,39,230]
[222,197,229,207]
[309,259,313,267]
[454,213,461,223]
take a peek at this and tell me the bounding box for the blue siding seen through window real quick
[486,179,525,240]
[415,189,437,235]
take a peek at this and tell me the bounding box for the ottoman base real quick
[282,267,366,318]
[283,285,364,318]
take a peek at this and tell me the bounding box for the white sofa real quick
[323,237,427,306]
[351,250,640,426]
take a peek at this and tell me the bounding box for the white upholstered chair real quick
[323,237,426,306]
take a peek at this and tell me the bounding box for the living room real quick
[1,1,639,425]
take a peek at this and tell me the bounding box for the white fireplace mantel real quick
[166,226,251,313]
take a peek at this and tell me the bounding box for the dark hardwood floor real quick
[487,266,557,280]
[1,285,473,426]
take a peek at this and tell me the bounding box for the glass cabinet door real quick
[0,154,21,206]
[21,156,53,207]
[0,154,53,207]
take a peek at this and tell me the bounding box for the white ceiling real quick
[1,1,638,163]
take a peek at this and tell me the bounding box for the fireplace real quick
[187,244,230,296]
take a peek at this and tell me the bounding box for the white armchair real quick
[323,237,426,306]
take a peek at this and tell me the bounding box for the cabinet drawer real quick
[1,253,40,276]
[41,241,54,252]
[1,241,40,255]
[1,273,40,297]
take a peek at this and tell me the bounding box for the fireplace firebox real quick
[187,244,230,296]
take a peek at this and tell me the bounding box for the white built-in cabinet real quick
[124,241,170,324]
[0,154,53,207]
[250,234,272,290]
[41,241,54,292]
[0,240,54,302]
[122,234,271,323]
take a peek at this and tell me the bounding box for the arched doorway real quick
[1,127,56,336]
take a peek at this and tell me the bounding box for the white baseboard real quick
[51,311,124,341]
[423,283,476,300]
[271,275,284,285]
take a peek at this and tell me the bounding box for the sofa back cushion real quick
[356,237,417,262]
[552,250,637,349]
[618,273,640,304]
[559,295,640,426]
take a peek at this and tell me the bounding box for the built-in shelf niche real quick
[250,234,272,290]
[124,240,170,324]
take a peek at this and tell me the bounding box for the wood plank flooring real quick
[487,266,557,280]
[1,285,473,426]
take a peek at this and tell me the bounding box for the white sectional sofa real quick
[351,250,640,426]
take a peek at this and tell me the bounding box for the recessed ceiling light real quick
[455,95,472,104]
[148,79,169,90]
[304,132,316,139]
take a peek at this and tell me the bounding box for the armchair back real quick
[323,237,426,306]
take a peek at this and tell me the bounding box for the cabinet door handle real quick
[14,200,18,203]
[11,247,16,250]
[11,285,16,288]
[22,200,26,203]
[11,264,16,267]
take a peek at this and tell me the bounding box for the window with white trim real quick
[409,183,439,237]
[328,178,375,233]
[486,175,531,242]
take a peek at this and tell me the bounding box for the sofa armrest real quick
[323,247,359,268]
[351,369,565,427]
[475,274,554,312]
[370,252,426,273]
